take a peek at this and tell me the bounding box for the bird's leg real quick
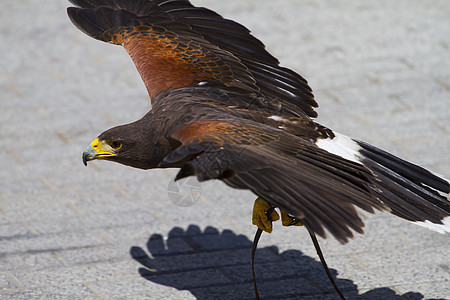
[280,211,303,227]
[252,197,279,233]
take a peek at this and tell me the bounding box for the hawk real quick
[68,0,449,245]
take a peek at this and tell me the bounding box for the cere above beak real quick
[82,138,116,166]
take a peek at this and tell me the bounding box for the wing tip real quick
[412,216,450,234]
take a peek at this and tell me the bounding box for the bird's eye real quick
[109,141,122,150]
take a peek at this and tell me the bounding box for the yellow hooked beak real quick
[82,138,116,166]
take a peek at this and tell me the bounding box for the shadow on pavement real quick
[130,225,423,300]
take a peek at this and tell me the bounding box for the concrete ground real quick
[1,0,449,299]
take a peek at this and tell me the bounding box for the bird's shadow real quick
[130,225,424,300]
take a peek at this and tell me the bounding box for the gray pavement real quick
[1,0,449,299]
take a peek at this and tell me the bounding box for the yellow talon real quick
[252,198,303,232]
[252,197,279,233]
[281,210,303,227]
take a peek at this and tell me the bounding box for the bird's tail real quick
[315,132,450,233]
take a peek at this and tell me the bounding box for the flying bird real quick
[67,0,450,246]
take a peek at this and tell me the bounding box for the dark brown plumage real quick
[70,0,450,244]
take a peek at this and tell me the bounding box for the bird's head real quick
[82,117,178,170]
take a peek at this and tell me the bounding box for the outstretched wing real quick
[162,119,389,243]
[67,0,317,118]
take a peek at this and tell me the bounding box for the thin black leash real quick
[251,222,346,299]
[251,227,263,300]
[251,206,276,300]
[306,227,346,300]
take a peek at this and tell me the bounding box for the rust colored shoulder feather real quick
[172,120,279,146]
[117,25,258,98]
